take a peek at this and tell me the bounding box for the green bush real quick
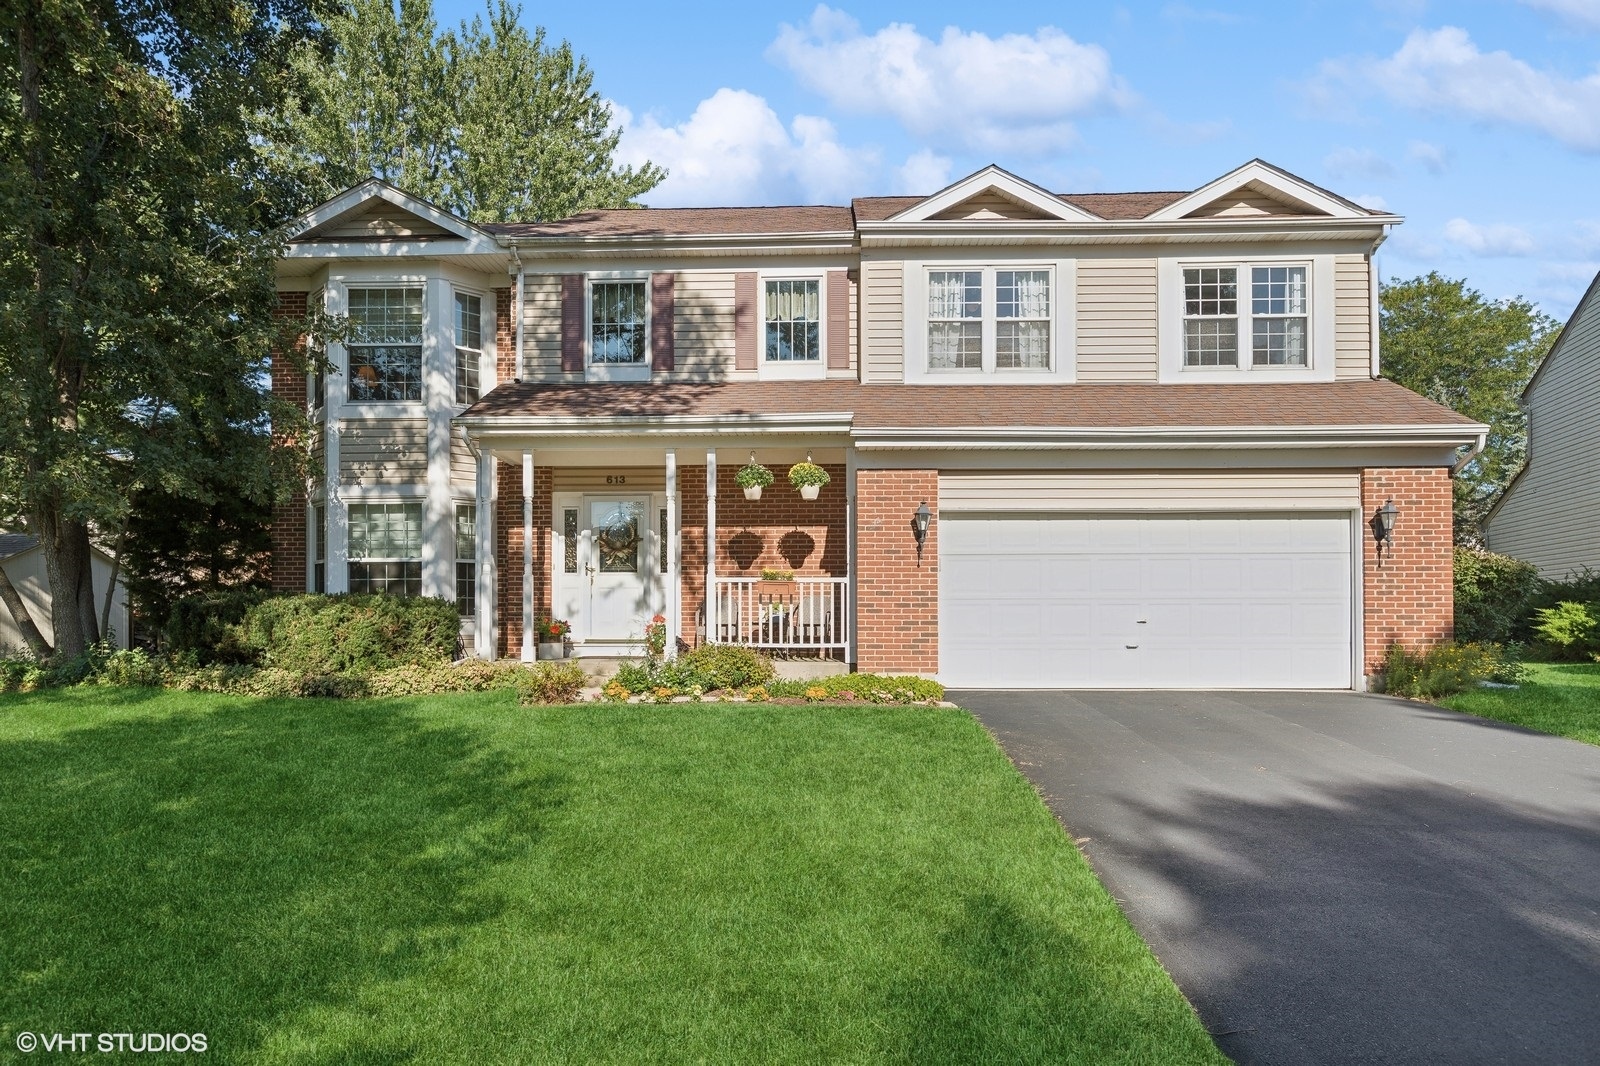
[768,673,944,703]
[0,656,47,693]
[516,661,587,705]
[94,648,165,688]
[1380,642,1506,699]
[676,645,776,690]
[1454,548,1541,645]
[237,594,461,673]
[164,587,271,662]
[1532,601,1600,659]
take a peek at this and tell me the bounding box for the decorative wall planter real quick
[754,579,797,600]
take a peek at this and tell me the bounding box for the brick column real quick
[855,469,938,675]
[269,291,309,591]
[1362,466,1454,677]
[494,287,514,385]
[495,463,552,658]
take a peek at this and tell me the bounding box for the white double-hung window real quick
[587,277,649,380]
[1165,259,1324,380]
[347,288,424,402]
[911,262,1069,381]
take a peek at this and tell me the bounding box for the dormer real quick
[1145,159,1379,223]
[887,165,1100,224]
[283,180,506,261]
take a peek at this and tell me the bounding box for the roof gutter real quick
[457,411,856,439]
[1452,428,1490,476]
[850,422,1488,451]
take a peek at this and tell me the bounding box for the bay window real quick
[347,288,423,402]
[455,292,482,404]
[455,503,476,617]
[347,502,423,596]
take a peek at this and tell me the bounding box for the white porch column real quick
[665,449,679,660]
[422,276,454,601]
[705,449,717,644]
[521,450,534,662]
[474,444,494,659]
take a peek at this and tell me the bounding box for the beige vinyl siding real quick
[1334,255,1372,380]
[521,273,564,379]
[1487,284,1600,576]
[339,420,427,486]
[553,468,668,493]
[450,431,476,489]
[931,190,1052,221]
[672,272,738,380]
[1186,188,1320,219]
[939,471,1361,512]
[862,259,904,382]
[1075,258,1158,381]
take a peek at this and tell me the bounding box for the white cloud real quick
[1519,0,1600,30]
[612,89,876,207]
[1354,194,1389,211]
[895,149,953,194]
[1323,147,1396,180]
[767,5,1130,154]
[1318,27,1600,152]
[1442,217,1537,256]
[1407,140,1450,174]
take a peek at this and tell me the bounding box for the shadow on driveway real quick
[957,689,1600,1066]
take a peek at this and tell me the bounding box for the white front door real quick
[554,494,661,649]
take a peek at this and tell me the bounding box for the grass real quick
[1439,661,1600,746]
[0,689,1225,1065]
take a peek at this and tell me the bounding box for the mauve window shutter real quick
[651,272,675,372]
[734,272,758,371]
[560,274,585,373]
[826,270,850,369]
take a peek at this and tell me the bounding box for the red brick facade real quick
[269,291,309,591]
[854,469,939,675]
[494,461,553,658]
[494,287,514,384]
[1361,466,1455,677]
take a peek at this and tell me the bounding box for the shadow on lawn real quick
[0,695,560,1063]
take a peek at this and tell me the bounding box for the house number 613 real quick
[605,475,626,485]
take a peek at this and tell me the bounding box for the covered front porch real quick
[460,416,854,664]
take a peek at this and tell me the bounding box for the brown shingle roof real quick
[462,379,1477,430]
[485,206,855,239]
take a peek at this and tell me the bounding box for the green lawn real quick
[1439,661,1600,746]
[0,689,1224,1065]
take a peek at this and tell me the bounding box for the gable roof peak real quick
[884,163,1099,223]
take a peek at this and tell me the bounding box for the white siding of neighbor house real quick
[938,471,1362,512]
[861,259,904,383]
[1076,258,1159,382]
[339,419,428,486]
[0,548,128,653]
[1487,279,1600,577]
[1334,255,1372,381]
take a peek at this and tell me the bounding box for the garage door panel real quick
[939,513,1353,689]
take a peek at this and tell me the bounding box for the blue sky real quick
[435,0,1600,319]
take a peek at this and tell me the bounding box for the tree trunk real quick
[0,564,52,658]
[35,506,99,659]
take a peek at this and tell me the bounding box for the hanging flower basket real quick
[788,461,830,500]
[735,460,774,501]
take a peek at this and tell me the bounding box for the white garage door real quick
[939,514,1353,689]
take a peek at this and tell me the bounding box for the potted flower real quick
[735,458,774,501]
[788,460,831,501]
[536,617,570,660]
[644,613,667,658]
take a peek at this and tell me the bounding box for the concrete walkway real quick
[955,690,1600,1065]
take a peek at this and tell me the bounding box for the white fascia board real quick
[849,422,1489,450]
[281,238,507,260]
[886,164,1098,223]
[287,179,500,249]
[502,232,857,260]
[1145,160,1374,223]
[856,215,1401,249]
[458,411,855,438]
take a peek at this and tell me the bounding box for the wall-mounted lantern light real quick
[912,501,932,559]
[1370,498,1400,560]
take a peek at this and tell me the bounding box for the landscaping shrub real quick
[768,673,945,703]
[237,594,460,673]
[1454,548,1541,645]
[516,661,587,705]
[1532,601,1600,660]
[164,587,271,662]
[1380,641,1506,699]
[94,648,165,688]
[676,645,776,690]
[0,656,47,693]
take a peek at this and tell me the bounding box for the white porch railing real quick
[710,577,849,653]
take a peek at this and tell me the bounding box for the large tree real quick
[1380,272,1560,543]
[275,0,664,221]
[0,0,325,658]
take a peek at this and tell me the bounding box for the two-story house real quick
[271,160,1484,689]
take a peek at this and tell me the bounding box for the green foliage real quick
[677,645,777,690]
[1454,547,1542,644]
[734,462,775,489]
[1380,642,1507,699]
[94,648,165,688]
[787,462,831,489]
[164,588,273,662]
[1533,602,1600,659]
[237,595,461,673]
[0,656,48,694]
[515,661,587,705]
[0,0,323,657]
[1381,273,1559,541]
[759,568,794,581]
[273,0,664,222]
[768,673,945,704]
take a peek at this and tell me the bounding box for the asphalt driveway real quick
[955,690,1600,1066]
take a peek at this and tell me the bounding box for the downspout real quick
[1370,226,1388,379]
[1452,429,1488,477]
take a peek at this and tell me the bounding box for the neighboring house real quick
[1484,269,1600,577]
[0,534,129,654]
[270,159,1484,690]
